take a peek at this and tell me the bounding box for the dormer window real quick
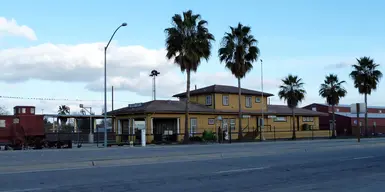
[22,108,26,113]
[30,108,35,114]
[205,95,212,106]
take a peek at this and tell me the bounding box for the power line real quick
[0,95,131,103]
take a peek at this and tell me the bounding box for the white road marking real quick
[0,188,43,192]
[353,156,374,160]
[215,166,269,174]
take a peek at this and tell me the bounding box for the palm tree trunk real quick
[238,77,243,140]
[331,105,336,138]
[184,69,191,143]
[364,93,368,137]
[291,108,296,140]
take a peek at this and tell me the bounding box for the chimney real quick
[195,85,197,90]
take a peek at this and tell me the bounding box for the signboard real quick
[134,121,146,130]
[350,103,366,114]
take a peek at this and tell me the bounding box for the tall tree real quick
[349,57,383,136]
[278,74,306,140]
[319,74,347,138]
[218,23,260,140]
[57,105,70,126]
[165,10,215,143]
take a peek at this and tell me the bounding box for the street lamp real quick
[149,69,160,100]
[103,22,127,148]
[80,104,93,143]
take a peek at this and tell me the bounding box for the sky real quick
[0,0,384,115]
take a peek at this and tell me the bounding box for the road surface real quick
[0,139,385,191]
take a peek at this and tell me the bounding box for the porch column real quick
[177,118,180,134]
[116,118,122,143]
[141,119,146,147]
[150,118,154,134]
[74,118,78,132]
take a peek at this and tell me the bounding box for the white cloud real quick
[0,42,282,99]
[0,17,37,41]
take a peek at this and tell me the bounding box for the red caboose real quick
[0,106,44,148]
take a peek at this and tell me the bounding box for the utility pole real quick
[149,70,160,100]
[111,86,114,111]
[260,59,265,141]
[356,103,360,142]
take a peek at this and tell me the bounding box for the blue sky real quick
[0,0,384,114]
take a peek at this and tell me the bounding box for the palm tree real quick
[58,105,70,126]
[349,57,383,136]
[218,23,260,140]
[319,74,347,138]
[278,74,306,140]
[165,10,215,143]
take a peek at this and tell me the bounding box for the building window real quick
[30,108,35,114]
[18,108,21,113]
[230,119,236,130]
[0,120,5,128]
[245,96,252,108]
[205,95,212,106]
[303,117,314,122]
[336,108,340,112]
[312,107,317,111]
[190,118,197,135]
[274,116,287,122]
[222,95,229,106]
[255,97,261,103]
[379,110,382,113]
[22,108,26,113]
[208,118,215,125]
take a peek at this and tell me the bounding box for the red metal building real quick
[303,103,385,136]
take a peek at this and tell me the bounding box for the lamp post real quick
[149,70,160,100]
[80,104,93,143]
[103,22,127,148]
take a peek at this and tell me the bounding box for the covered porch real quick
[115,116,180,144]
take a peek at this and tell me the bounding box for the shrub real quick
[202,130,216,141]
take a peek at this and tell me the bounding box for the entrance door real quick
[222,119,229,141]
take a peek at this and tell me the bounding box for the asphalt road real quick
[1,139,385,191]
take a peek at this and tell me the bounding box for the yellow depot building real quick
[107,84,329,144]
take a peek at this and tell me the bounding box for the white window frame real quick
[30,108,35,114]
[245,96,252,108]
[22,108,26,113]
[0,120,5,128]
[274,116,287,122]
[190,118,197,136]
[303,117,314,122]
[222,95,229,106]
[230,119,236,130]
[205,95,212,106]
